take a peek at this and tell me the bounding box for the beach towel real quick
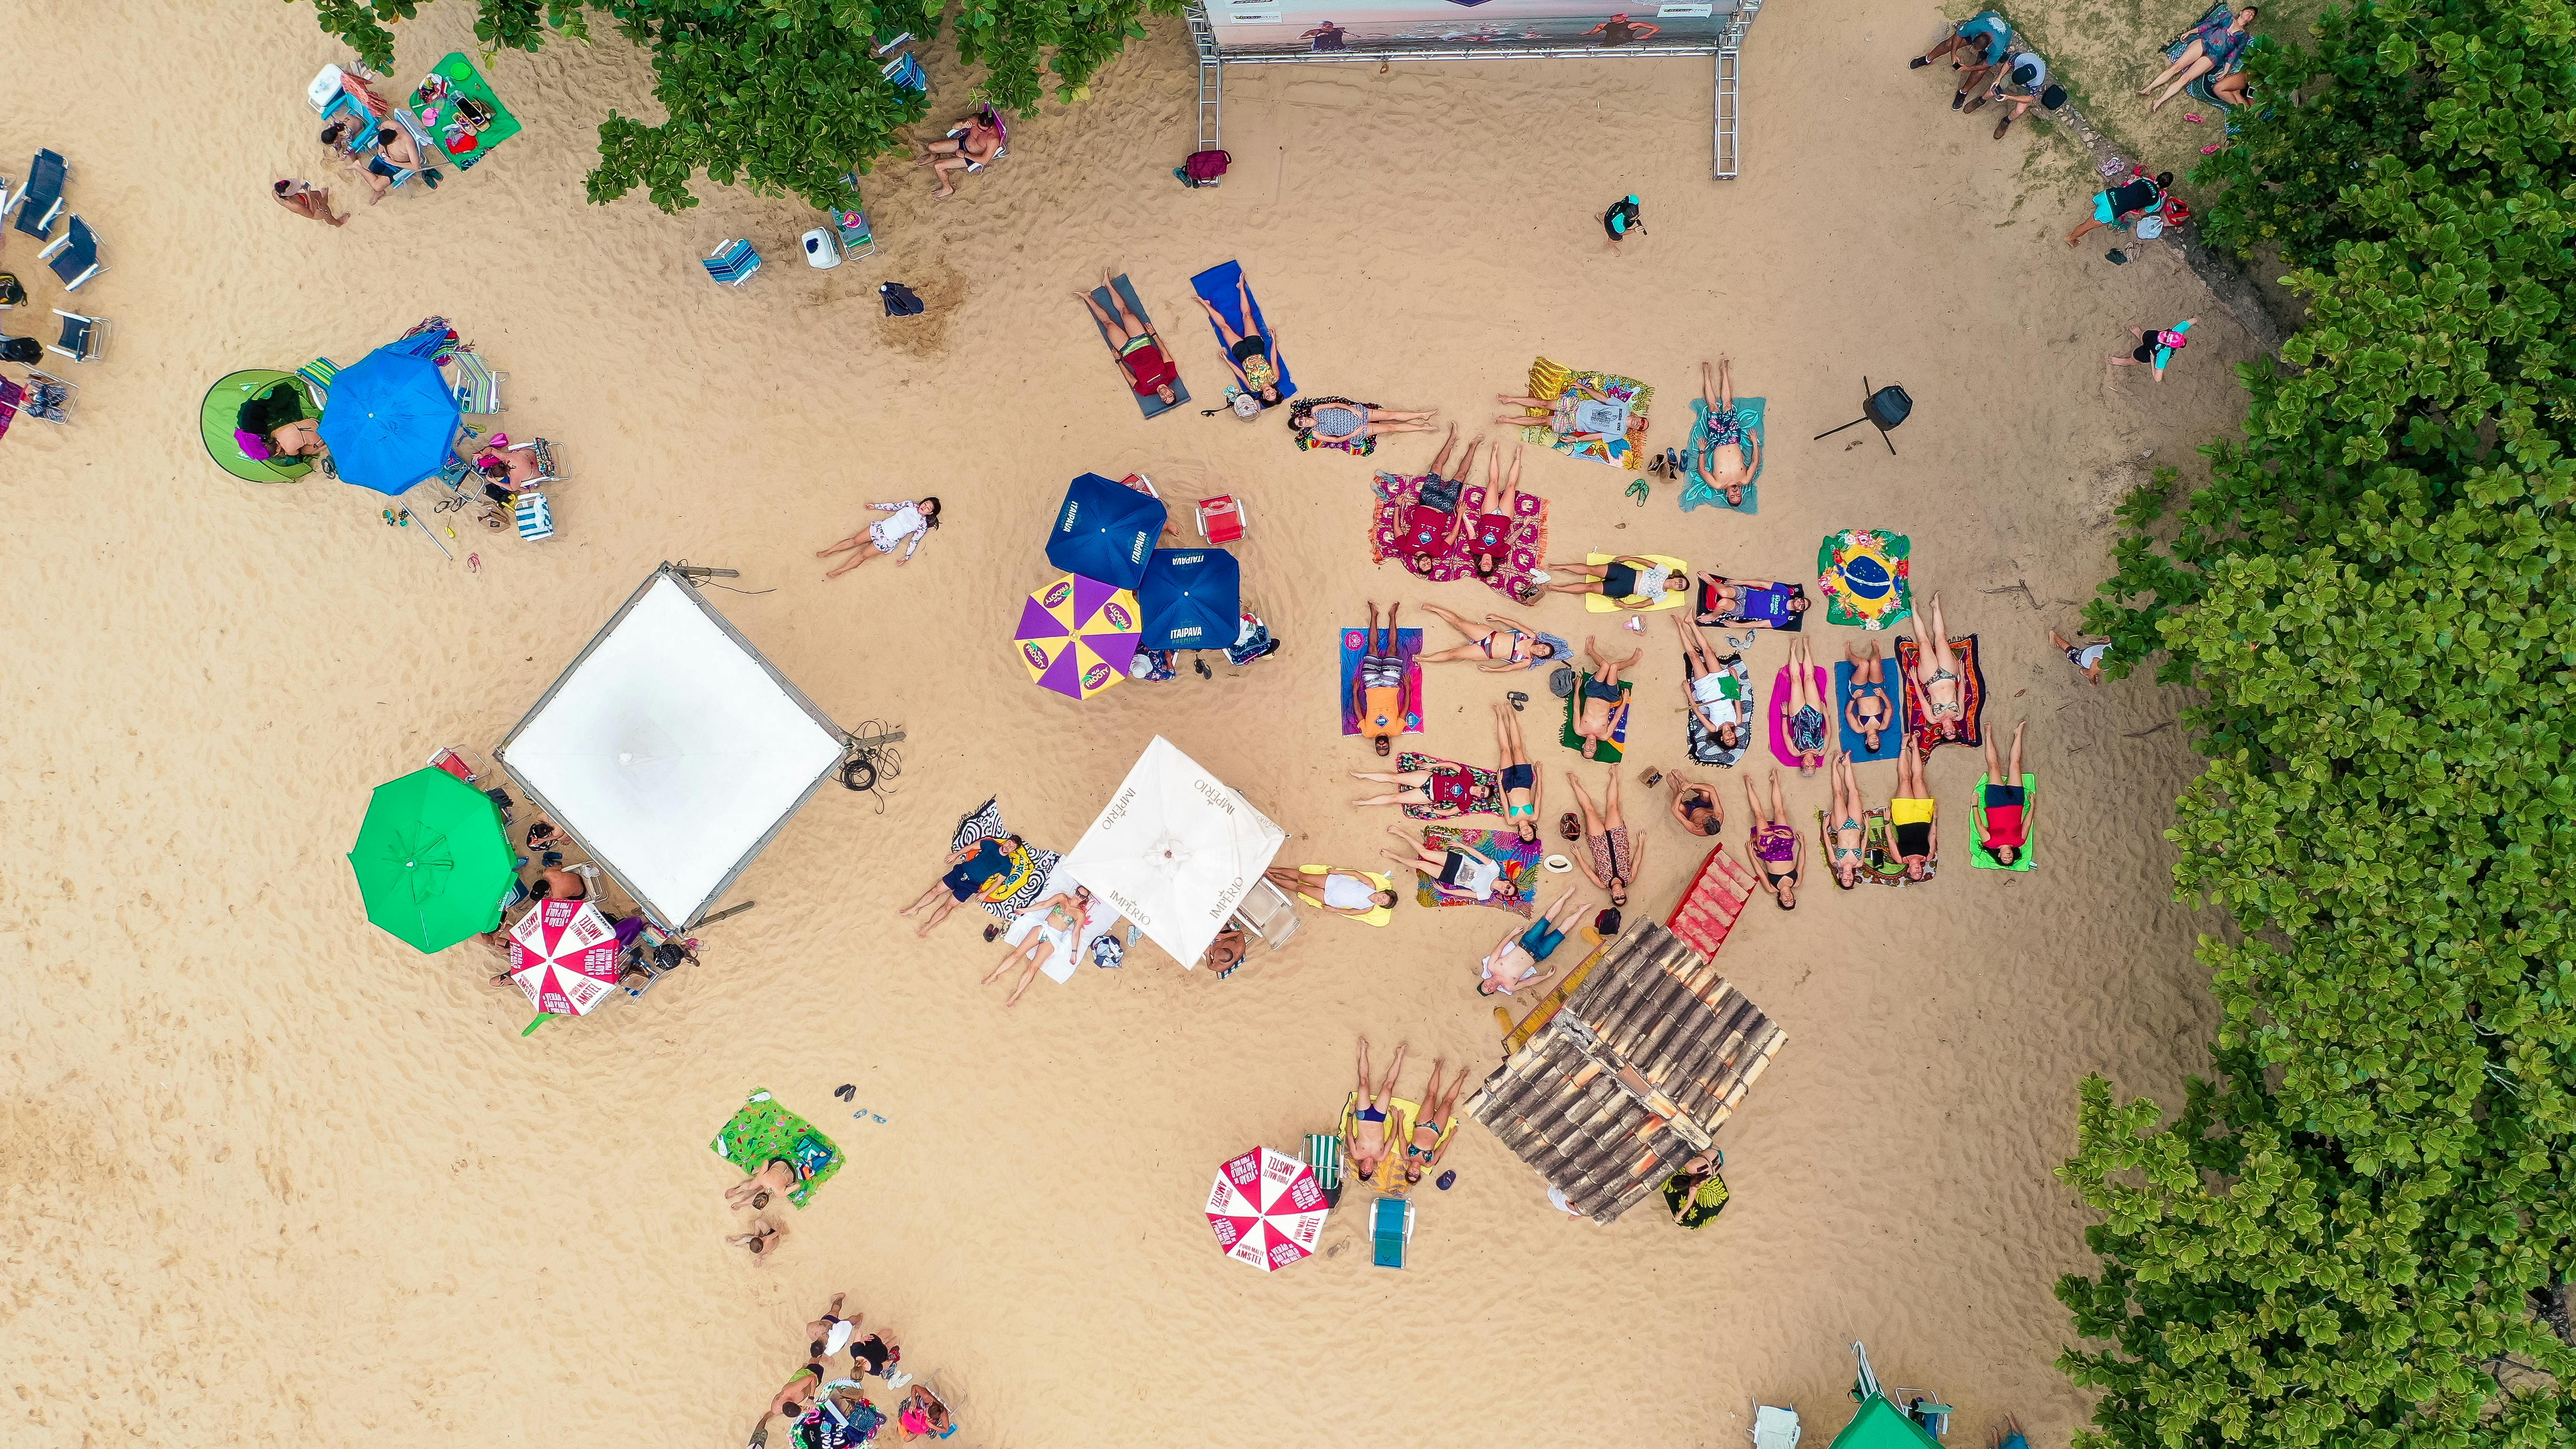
[1087,274,1189,419]
[1861,808,1933,886]
[1817,529,1914,630]
[999,859,1124,984]
[711,1089,844,1209]
[1289,865,1394,926]
[1767,663,1834,770]
[1832,660,1906,763]
[1366,472,1551,604]
[1583,552,1690,612]
[1685,650,1756,768]
[1895,633,1987,754]
[1393,751,1505,824]
[1337,1091,1460,1196]
[1660,1169,1731,1228]
[1560,674,1634,763]
[950,796,1063,923]
[1515,357,1653,469]
[1665,843,1751,959]
[1338,626,1424,737]
[1678,395,1766,513]
[1409,823,1542,916]
[1290,395,1377,456]
[1971,773,2037,870]
[1189,261,1296,402]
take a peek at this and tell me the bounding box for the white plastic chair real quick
[1230,877,1299,950]
[1753,1403,1802,1449]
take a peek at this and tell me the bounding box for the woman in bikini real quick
[1674,614,1748,753]
[1573,636,1642,760]
[1396,425,1481,567]
[1493,701,1543,844]
[1891,738,1940,881]
[1194,270,1287,408]
[1692,357,1762,506]
[1825,750,1868,889]
[1566,765,1641,909]
[1346,1037,1408,1182]
[1418,601,1569,673]
[1910,593,1968,740]
[1380,828,1507,902]
[724,1155,811,1211]
[1665,768,1724,837]
[1744,767,1803,910]
[980,885,1093,1007]
[1399,1060,1469,1187]
[1349,760,1498,817]
[1465,442,1530,585]
[1781,636,1829,776]
[1844,640,1896,753]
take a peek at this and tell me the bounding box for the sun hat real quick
[1543,853,1573,873]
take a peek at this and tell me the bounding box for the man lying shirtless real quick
[1691,357,1762,506]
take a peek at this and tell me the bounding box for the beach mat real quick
[1665,843,1752,959]
[1338,626,1424,737]
[1696,576,1807,632]
[711,1089,844,1209]
[1767,663,1833,769]
[1001,858,1125,983]
[1189,261,1296,402]
[1896,634,1986,755]
[950,796,1062,923]
[1337,1091,1459,1195]
[1087,274,1188,419]
[1817,528,1914,630]
[1970,773,2037,870]
[1367,472,1550,604]
[1686,650,1755,768]
[1833,660,1905,762]
[1290,865,1394,926]
[1394,751,1504,824]
[1862,807,1935,885]
[1560,673,1633,762]
[1516,357,1653,469]
[1583,552,1689,612]
[1679,395,1766,513]
[1409,822,1541,916]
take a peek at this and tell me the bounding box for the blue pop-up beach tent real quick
[1140,547,1240,652]
[318,342,463,495]
[1044,472,1167,592]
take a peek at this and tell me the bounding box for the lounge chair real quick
[1751,1404,1802,1449]
[449,351,504,414]
[883,52,930,95]
[37,216,102,291]
[1229,877,1299,949]
[296,357,339,401]
[11,150,64,242]
[47,310,104,363]
[1301,1131,1344,1207]
[497,437,563,487]
[702,238,761,287]
[1371,1195,1414,1268]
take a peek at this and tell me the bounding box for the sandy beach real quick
[6,1,2250,1444]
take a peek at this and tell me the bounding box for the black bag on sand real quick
[880,282,926,316]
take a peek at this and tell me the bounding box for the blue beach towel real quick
[1833,659,1905,762]
[1088,274,1189,419]
[1190,261,1297,403]
[1679,396,1766,514]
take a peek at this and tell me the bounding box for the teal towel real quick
[1679,395,1766,514]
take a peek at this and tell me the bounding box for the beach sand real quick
[7,2,2241,1444]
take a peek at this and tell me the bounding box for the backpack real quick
[879,281,925,317]
[1180,149,1231,187]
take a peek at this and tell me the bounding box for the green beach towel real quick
[1679,396,1765,513]
[1970,773,2037,870]
[711,1089,844,1209]
[1561,673,1633,762]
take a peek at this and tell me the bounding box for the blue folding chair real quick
[882,52,929,94]
[47,310,104,363]
[701,239,761,287]
[11,149,65,242]
[37,216,101,291]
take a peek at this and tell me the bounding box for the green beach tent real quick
[348,767,515,953]
[200,370,317,483]
[1831,1394,1946,1449]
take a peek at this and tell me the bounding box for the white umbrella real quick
[1061,736,1286,966]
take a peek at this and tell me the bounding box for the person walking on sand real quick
[1398,1060,1469,1186]
[1825,749,1868,889]
[2110,319,2196,381]
[1572,636,1640,759]
[1196,271,1286,408]
[1844,639,1897,753]
[1480,886,1587,997]
[1891,738,1940,880]
[2052,628,2110,684]
[1780,636,1829,775]
[1743,768,1803,909]
[1910,593,1969,740]
[1567,765,1640,909]
[980,885,1095,1007]
[1691,358,1762,506]
[270,177,346,227]
[1979,720,2031,865]
[1493,700,1544,843]
[1418,601,1567,673]
[818,498,942,577]
[898,832,1023,938]
[1352,600,1409,757]
[1665,765,1724,837]
[1346,1037,1407,1181]
[1074,271,1181,408]
[1262,865,1398,919]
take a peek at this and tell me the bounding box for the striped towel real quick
[296,357,339,398]
[513,492,555,541]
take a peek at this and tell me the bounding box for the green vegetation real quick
[2059,0,2576,1444]
[297,0,1180,212]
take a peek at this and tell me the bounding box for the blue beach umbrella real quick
[1044,472,1167,592]
[1139,547,1241,652]
[318,343,464,495]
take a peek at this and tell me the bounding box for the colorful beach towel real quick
[1290,395,1377,456]
[1337,1091,1460,1195]
[1817,529,1914,630]
[1514,357,1653,470]
[1860,808,1931,886]
[1190,261,1297,402]
[1768,663,1834,770]
[950,796,1063,923]
[1560,674,1634,763]
[710,1089,844,1209]
[1338,626,1424,737]
[1896,633,1987,754]
[1697,576,1808,632]
[1685,650,1755,768]
[1582,552,1690,612]
[1087,273,1189,419]
[1832,659,1906,763]
[1409,823,1542,916]
[1367,472,1550,604]
[1678,395,1766,513]
[1393,751,1504,823]
[1971,773,2037,871]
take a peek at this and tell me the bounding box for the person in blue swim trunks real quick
[1910,10,2013,105]
[1478,886,1589,997]
[1346,1036,1408,1181]
[1692,356,1762,506]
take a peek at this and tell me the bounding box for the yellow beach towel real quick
[1290,865,1393,927]
[1582,552,1690,612]
[1337,1090,1459,1195]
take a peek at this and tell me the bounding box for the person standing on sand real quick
[2110,319,2196,381]
[270,178,346,226]
[2052,628,2109,684]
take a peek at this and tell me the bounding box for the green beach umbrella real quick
[1831,1395,1946,1449]
[200,370,318,483]
[348,767,514,952]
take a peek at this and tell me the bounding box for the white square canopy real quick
[497,566,845,928]
[1062,736,1287,966]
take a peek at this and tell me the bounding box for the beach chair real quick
[830,172,876,262]
[296,356,339,401]
[37,216,103,291]
[501,437,562,487]
[1812,377,1913,455]
[427,746,482,783]
[1371,1195,1414,1268]
[47,310,104,363]
[1751,1404,1802,1449]
[10,150,64,242]
[1195,494,1247,544]
[1301,1132,1344,1206]
[1887,1388,1952,1440]
[449,351,504,414]
[702,238,761,287]
[1229,877,1299,950]
[883,52,930,95]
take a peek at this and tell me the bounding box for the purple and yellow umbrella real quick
[1014,573,1142,700]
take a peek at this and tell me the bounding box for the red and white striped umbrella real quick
[1205,1146,1329,1272]
[507,898,621,1016]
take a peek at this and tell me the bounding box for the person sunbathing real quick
[1073,271,1180,408]
[1380,827,1505,902]
[1691,358,1762,506]
[1297,397,1440,445]
[1548,556,1680,612]
[1419,602,1567,673]
[1570,636,1640,759]
[1743,768,1803,910]
[897,832,1022,937]
[1396,424,1480,564]
[1781,636,1829,776]
[1909,593,1969,739]
[725,1155,811,1212]
[1481,886,1587,997]
[1826,749,1868,889]
[1566,765,1640,909]
[1352,600,1408,757]
[1665,766,1724,837]
[920,111,1002,197]
[1346,1037,1407,1181]
[1262,865,1397,918]
[1465,442,1530,584]
[1979,719,2029,865]
[1673,614,1747,754]
[980,886,1093,1006]
[1492,700,1543,843]
[895,1384,954,1441]
[1695,572,1809,629]
[1497,377,1632,445]
[1892,738,1940,880]
[2140,6,2256,111]
[1399,1060,1468,1186]
[1195,271,1285,408]
[1844,640,1896,751]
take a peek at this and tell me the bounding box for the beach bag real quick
[1182,148,1231,186]
[879,282,926,316]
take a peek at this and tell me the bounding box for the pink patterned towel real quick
[1368,473,1550,605]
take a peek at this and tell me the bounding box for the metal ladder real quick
[1187,1,1224,184]
[1713,0,1763,179]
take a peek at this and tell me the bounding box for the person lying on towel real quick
[1195,270,1286,409]
[1696,573,1809,629]
[1495,378,1632,444]
[1072,271,1179,408]
[1547,556,1681,611]
[1693,357,1762,506]
[1352,600,1408,758]
[1571,638,1640,760]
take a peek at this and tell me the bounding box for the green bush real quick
[2062,0,2576,1444]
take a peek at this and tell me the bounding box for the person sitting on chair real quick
[920,110,1002,197]
[347,123,429,203]
[1073,270,1179,408]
